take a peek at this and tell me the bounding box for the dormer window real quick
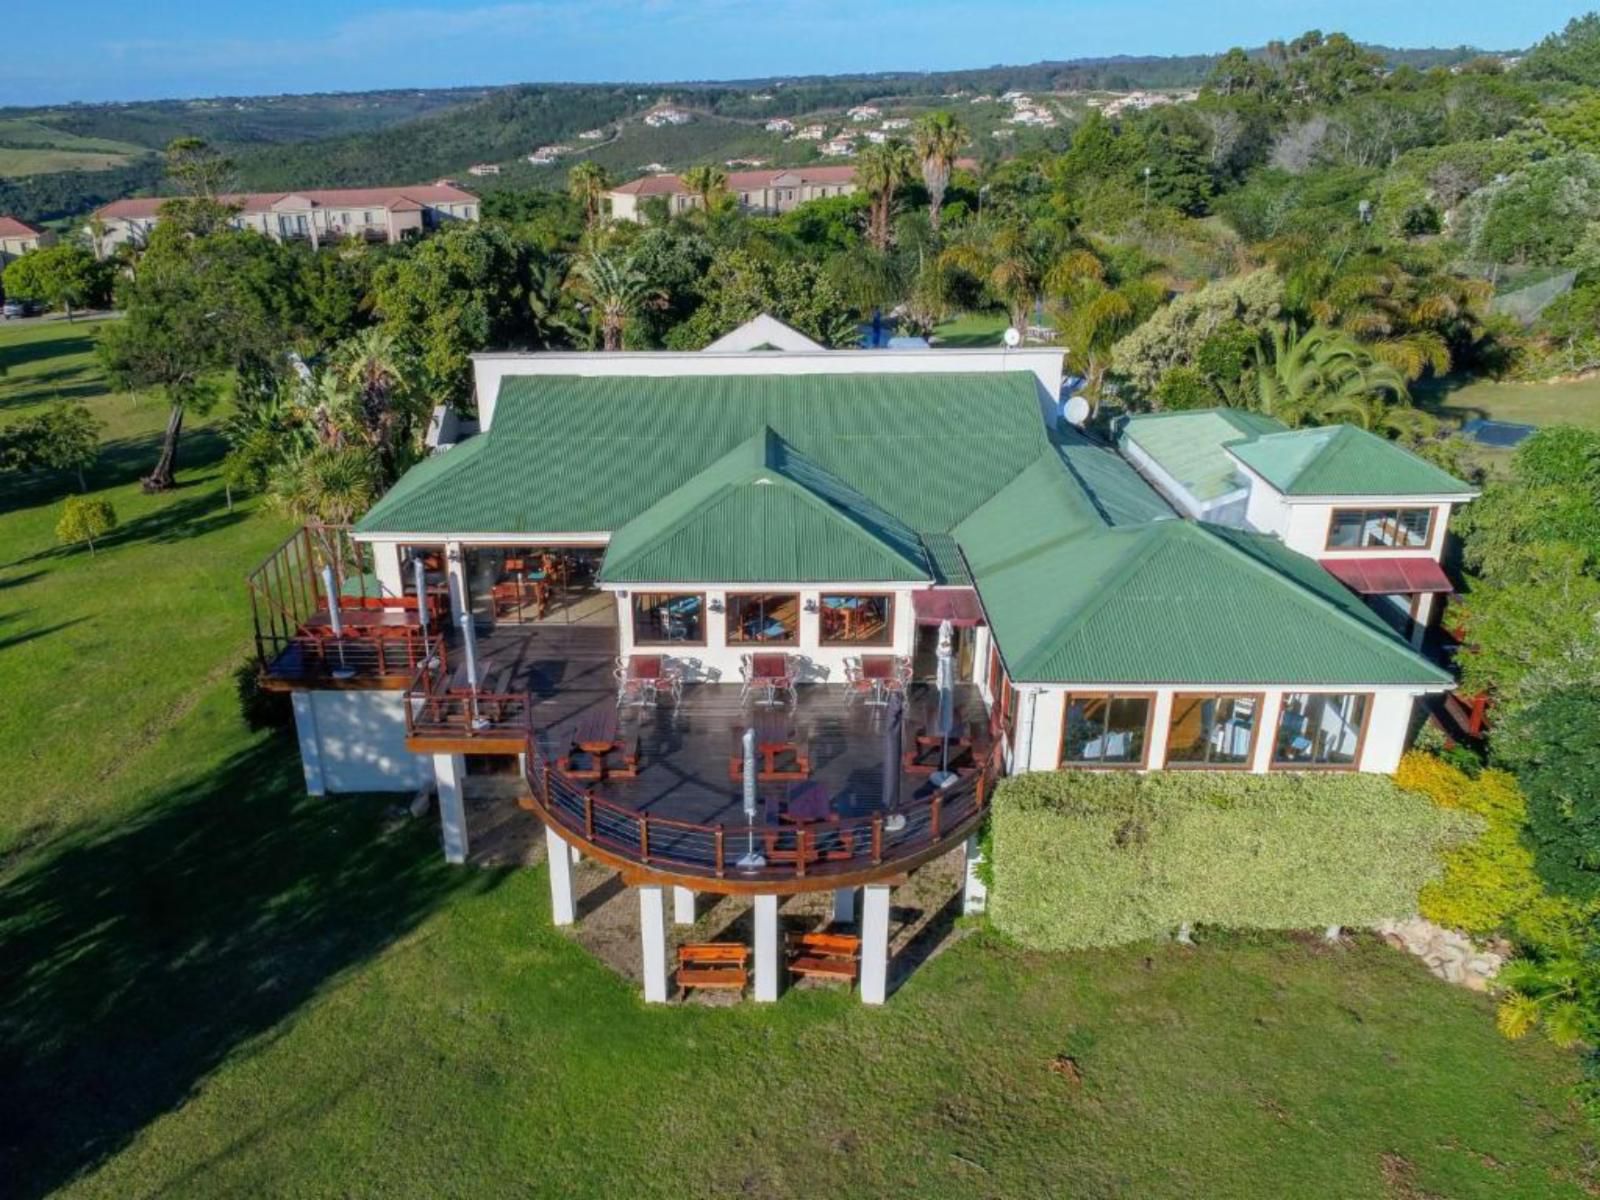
[1326,507,1434,550]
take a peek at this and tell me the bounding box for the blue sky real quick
[4,1,1585,106]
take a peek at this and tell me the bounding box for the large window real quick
[819,594,893,646]
[1165,693,1261,768]
[1060,694,1153,767]
[1326,507,1434,550]
[631,593,704,645]
[1273,692,1371,768]
[727,593,799,645]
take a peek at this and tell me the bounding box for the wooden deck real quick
[426,625,997,890]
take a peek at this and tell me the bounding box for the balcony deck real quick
[413,624,998,893]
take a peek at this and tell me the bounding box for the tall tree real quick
[160,137,240,236]
[912,111,968,234]
[679,165,729,214]
[98,224,296,491]
[1252,323,1411,427]
[566,162,612,229]
[854,140,916,252]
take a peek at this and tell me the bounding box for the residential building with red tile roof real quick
[87,182,480,255]
[0,216,50,265]
[608,165,857,221]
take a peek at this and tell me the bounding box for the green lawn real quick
[1,322,1593,1198]
[1417,374,1600,432]
[931,311,1009,348]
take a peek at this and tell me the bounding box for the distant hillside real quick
[0,42,1507,224]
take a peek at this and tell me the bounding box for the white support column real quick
[673,885,696,925]
[639,886,669,1003]
[861,884,892,1005]
[1251,691,1285,774]
[433,752,468,865]
[832,887,856,925]
[1410,593,1437,650]
[291,691,326,796]
[372,541,405,602]
[962,833,988,916]
[1145,690,1174,771]
[570,843,582,866]
[546,826,575,925]
[753,894,780,1002]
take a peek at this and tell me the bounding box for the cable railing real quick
[265,629,445,686]
[523,735,1000,884]
[403,655,535,740]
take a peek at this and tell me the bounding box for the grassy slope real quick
[1419,374,1600,432]
[0,321,1592,1199]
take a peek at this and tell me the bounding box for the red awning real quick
[912,589,985,626]
[1319,557,1453,596]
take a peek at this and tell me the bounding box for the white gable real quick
[703,313,824,353]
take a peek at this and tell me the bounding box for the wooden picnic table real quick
[302,608,420,634]
[728,712,810,782]
[558,706,638,781]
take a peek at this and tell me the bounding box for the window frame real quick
[630,591,707,648]
[1162,691,1265,770]
[1057,691,1157,770]
[817,592,895,648]
[1271,691,1374,771]
[1323,505,1437,552]
[724,591,801,647]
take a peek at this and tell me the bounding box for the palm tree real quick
[854,139,917,252]
[567,162,612,229]
[528,257,577,348]
[939,220,1045,331]
[333,327,414,471]
[571,252,662,351]
[1253,323,1412,428]
[679,165,729,214]
[267,444,381,536]
[912,111,968,234]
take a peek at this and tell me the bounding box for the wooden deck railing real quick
[266,630,445,686]
[523,736,1001,884]
[403,656,535,740]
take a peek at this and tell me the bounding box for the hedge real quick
[988,769,1480,952]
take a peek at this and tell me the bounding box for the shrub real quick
[1501,688,1600,900]
[54,495,117,556]
[988,769,1477,951]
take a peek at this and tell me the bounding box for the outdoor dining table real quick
[857,655,904,707]
[302,608,419,634]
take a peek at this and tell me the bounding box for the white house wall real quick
[1009,684,1427,776]
[470,348,1065,432]
[295,689,432,793]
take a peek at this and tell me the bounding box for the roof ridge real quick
[1193,522,1451,679]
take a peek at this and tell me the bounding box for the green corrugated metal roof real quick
[1055,425,1179,524]
[599,429,931,583]
[356,372,1052,536]
[1119,408,1288,503]
[919,532,971,586]
[1227,424,1474,497]
[959,456,1449,686]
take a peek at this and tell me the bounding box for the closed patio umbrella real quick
[460,601,489,731]
[737,726,766,871]
[931,618,958,789]
[321,562,355,680]
[882,690,906,833]
[412,554,430,637]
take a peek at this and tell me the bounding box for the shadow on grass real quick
[0,733,486,1198]
[0,427,228,523]
[0,613,88,654]
[934,331,1004,348]
[0,333,97,371]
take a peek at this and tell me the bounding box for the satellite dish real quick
[1064,396,1092,427]
[1002,326,1022,348]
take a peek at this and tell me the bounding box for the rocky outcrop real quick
[1375,917,1508,992]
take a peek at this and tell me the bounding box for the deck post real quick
[546,826,576,925]
[860,884,892,1005]
[753,894,780,1002]
[433,752,469,864]
[639,886,669,1003]
[832,887,856,925]
[962,832,988,916]
[672,885,696,925]
[291,692,326,796]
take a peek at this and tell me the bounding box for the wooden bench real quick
[677,943,749,999]
[786,932,860,986]
[557,707,639,781]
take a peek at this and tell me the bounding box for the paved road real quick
[0,309,123,330]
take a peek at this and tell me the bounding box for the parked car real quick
[2,298,40,319]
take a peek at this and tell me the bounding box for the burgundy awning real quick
[1319,557,1453,596]
[912,589,985,626]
